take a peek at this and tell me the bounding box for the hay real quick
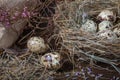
[53,0,120,78]
[0,0,120,79]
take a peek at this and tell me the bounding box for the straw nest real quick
[0,0,120,79]
[53,0,120,78]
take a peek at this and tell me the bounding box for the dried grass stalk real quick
[54,0,120,73]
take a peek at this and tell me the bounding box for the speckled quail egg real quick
[98,30,117,40]
[27,36,48,53]
[97,10,116,22]
[98,20,113,32]
[41,52,61,70]
[81,19,97,33]
[113,27,120,37]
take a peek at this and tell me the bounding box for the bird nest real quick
[0,0,120,79]
[53,0,120,78]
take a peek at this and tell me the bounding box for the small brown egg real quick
[81,19,97,33]
[97,10,116,22]
[27,36,48,53]
[41,52,61,70]
[98,21,113,32]
[98,30,117,40]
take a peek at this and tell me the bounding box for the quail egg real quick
[27,36,48,53]
[41,52,61,70]
[98,30,117,40]
[113,27,120,37]
[81,19,97,33]
[97,10,116,22]
[98,20,113,32]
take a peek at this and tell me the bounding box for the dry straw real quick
[0,0,120,79]
[54,0,120,74]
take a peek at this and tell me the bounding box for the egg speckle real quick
[113,27,120,37]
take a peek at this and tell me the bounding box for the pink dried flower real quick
[21,12,27,18]
[11,16,16,20]
[14,11,20,17]
[4,21,11,27]
[0,16,5,21]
